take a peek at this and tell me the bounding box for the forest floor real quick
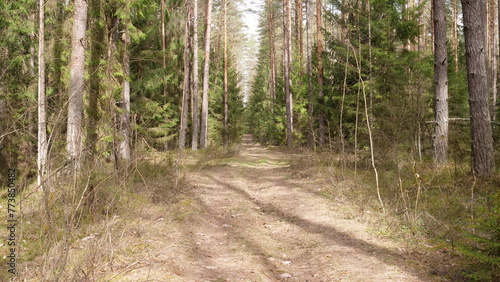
[72,135,457,281]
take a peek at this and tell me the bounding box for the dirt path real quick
[110,135,447,281]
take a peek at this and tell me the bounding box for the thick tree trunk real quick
[38,0,48,188]
[200,0,212,148]
[316,0,326,146]
[283,0,293,148]
[191,0,200,150]
[223,0,229,147]
[433,0,449,164]
[488,0,497,122]
[179,1,192,150]
[67,0,88,170]
[306,0,314,148]
[461,0,495,177]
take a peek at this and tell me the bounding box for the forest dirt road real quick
[110,135,450,281]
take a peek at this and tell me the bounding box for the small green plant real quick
[459,193,500,281]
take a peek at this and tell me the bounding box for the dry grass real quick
[0,148,193,281]
[288,148,500,279]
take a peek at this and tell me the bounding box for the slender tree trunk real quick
[106,13,120,169]
[267,0,276,105]
[179,1,192,150]
[88,0,104,156]
[29,11,36,143]
[119,15,131,160]
[223,0,229,147]
[306,0,314,148]
[191,0,200,150]
[461,0,495,177]
[417,8,424,161]
[295,0,303,65]
[200,0,212,148]
[452,0,459,72]
[38,0,48,189]
[52,2,66,110]
[368,0,373,122]
[340,53,349,170]
[67,0,88,170]
[316,0,326,146]
[433,0,449,164]
[161,0,168,104]
[284,0,293,148]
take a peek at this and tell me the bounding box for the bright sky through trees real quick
[236,0,261,101]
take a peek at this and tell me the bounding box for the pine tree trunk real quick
[191,0,200,150]
[452,0,459,72]
[200,0,212,148]
[461,0,495,177]
[179,1,192,150]
[52,3,66,110]
[489,0,497,122]
[67,0,88,170]
[38,0,48,188]
[283,0,293,148]
[161,0,168,104]
[295,0,303,65]
[223,0,229,147]
[29,12,36,163]
[433,0,449,164]
[368,0,373,122]
[316,0,326,146]
[267,0,276,105]
[119,17,131,160]
[306,0,314,148]
[88,0,104,156]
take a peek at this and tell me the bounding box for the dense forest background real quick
[0,0,499,280]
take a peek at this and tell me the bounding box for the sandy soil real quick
[91,135,454,281]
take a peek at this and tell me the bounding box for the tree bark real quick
[179,1,192,150]
[488,0,497,122]
[268,0,277,105]
[283,0,293,148]
[461,0,495,177]
[433,0,449,164]
[38,0,48,189]
[119,14,131,160]
[223,0,229,147]
[295,0,303,65]
[306,0,314,148]
[452,0,459,72]
[88,0,104,156]
[316,0,326,146]
[29,12,36,156]
[67,0,88,170]
[200,0,212,148]
[191,0,200,150]
[161,0,168,104]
